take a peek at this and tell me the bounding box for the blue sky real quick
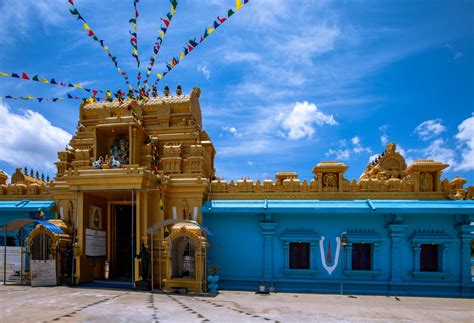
[0,0,472,185]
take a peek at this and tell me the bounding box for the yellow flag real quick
[208,25,214,34]
[171,5,176,15]
[41,78,49,84]
[147,70,151,75]
[132,49,138,56]
[236,0,244,11]
[129,84,133,91]
[82,23,90,30]
[28,95,34,99]
[88,97,94,103]
[103,46,109,51]
[180,52,185,60]
[0,72,8,77]
[134,24,137,32]
[75,83,83,89]
[160,31,165,39]
[157,73,163,79]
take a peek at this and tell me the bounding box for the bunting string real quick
[0,94,107,103]
[67,0,134,91]
[143,0,179,89]
[129,0,142,89]
[153,0,251,86]
[0,70,104,93]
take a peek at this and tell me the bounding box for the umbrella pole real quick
[4,226,7,285]
[20,229,23,285]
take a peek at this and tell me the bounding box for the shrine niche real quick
[162,222,208,293]
[312,162,349,193]
[110,136,130,165]
[419,172,434,192]
[322,173,338,192]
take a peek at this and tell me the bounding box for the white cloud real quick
[327,135,371,160]
[0,0,65,42]
[454,114,474,171]
[414,119,446,140]
[224,51,261,63]
[351,136,371,154]
[0,101,72,170]
[276,101,337,140]
[380,134,389,145]
[326,148,350,160]
[197,63,210,80]
[247,161,254,166]
[420,138,456,168]
[222,126,242,138]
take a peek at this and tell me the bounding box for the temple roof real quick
[202,199,474,215]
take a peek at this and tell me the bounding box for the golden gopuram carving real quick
[0,87,472,292]
[211,141,472,201]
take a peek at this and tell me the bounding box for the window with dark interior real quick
[352,243,372,270]
[289,242,310,269]
[420,244,439,272]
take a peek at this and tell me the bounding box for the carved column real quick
[259,216,278,285]
[459,225,473,292]
[373,242,380,271]
[389,224,407,282]
[412,172,420,192]
[413,243,421,272]
[345,243,353,271]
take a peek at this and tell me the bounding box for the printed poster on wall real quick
[31,260,57,287]
[0,247,25,282]
[86,228,106,257]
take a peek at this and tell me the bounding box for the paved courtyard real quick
[0,285,472,322]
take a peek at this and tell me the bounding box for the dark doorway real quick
[113,205,135,279]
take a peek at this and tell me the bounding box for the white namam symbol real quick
[319,236,342,275]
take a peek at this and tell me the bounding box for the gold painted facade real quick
[0,87,472,292]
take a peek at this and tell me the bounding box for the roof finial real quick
[164,85,170,97]
[176,84,182,96]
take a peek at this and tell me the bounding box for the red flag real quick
[161,18,170,27]
[217,16,227,23]
[68,0,74,5]
[22,73,30,80]
[88,30,95,37]
[327,240,332,263]
[92,90,98,97]
[188,45,193,51]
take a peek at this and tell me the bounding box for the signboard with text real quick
[86,229,106,257]
[31,260,56,287]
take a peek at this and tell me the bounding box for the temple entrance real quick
[112,204,135,279]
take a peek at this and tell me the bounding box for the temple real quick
[0,87,473,297]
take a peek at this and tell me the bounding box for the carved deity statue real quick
[322,173,338,192]
[110,137,130,164]
[420,172,433,192]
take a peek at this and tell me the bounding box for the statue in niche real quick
[110,137,130,164]
[322,173,338,192]
[420,172,433,192]
[182,241,195,278]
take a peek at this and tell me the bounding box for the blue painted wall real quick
[202,200,474,297]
